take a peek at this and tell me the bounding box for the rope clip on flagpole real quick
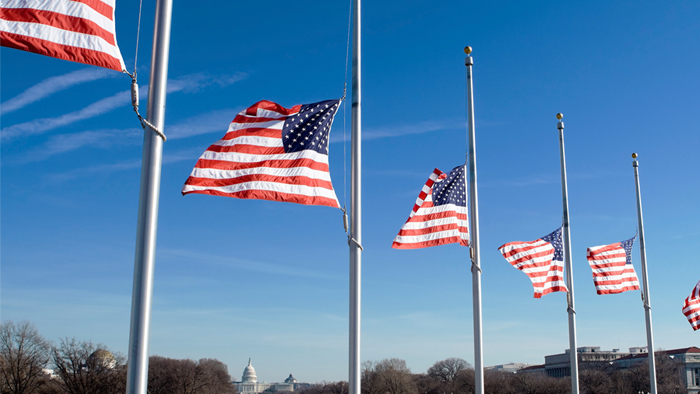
[124,70,167,141]
[342,206,363,251]
[469,248,482,273]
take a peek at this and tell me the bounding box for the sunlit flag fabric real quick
[0,0,126,71]
[182,99,342,208]
[682,280,700,331]
[586,236,640,295]
[392,165,469,249]
[498,227,568,298]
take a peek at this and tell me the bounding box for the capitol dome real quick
[87,349,116,369]
[284,374,297,384]
[242,359,257,382]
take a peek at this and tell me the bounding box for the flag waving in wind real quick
[1,0,126,71]
[392,165,469,249]
[498,227,568,298]
[683,280,700,331]
[182,99,342,208]
[586,236,640,295]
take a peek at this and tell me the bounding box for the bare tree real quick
[300,381,347,394]
[427,358,471,383]
[412,373,442,394]
[147,356,235,394]
[196,358,235,394]
[483,370,513,394]
[579,368,611,394]
[373,359,417,394]
[51,338,125,394]
[0,321,52,394]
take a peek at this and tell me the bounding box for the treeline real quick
[297,354,686,394]
[1,321,235,394]
[3,320,687,394]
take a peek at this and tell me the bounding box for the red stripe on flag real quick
[206,144,285,155]
[0,31,122,70]
[193,158,329,173]
[397,224,469,237]
[182,188,339,208]
[223,128,282,140]
[409,211,468,222]
[245,100,302,116]
[183,174,335,190]
[69,0,114,20]
[1,8,115,45]
[392,236,468,249]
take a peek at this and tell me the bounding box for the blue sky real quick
[2,0,699,384]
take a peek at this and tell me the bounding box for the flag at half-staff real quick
[683,280,700,331]
[0,0,126,71]
[392,165,469,249]
[182,99,342,208]
[586,236,640,295]
[498,227,568,298]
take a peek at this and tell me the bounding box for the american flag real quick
[392,165,469,249]
[498,227,568,298]
[1,0,125,71]
[182,99,341,208]
[683,280,700,331]
[586,236,640,295]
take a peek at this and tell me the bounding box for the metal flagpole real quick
[632,152,658,394]
[464,46,484,394]
[349,0,362,393]
[125,0,173,393]
[556,113,579,394]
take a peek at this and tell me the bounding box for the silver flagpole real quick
[125,0,173,393]
[349,0,362,393]
[556,113,579,394]
[464,46,484,394]
[632,153,658,394]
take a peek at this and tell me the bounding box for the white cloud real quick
[160,248,334,279]
[1,90,132,141]
[330,119,463,143]
[167,108,240,140]
[44,149,198,183]
[1,72,248,141]
[1,68,116,115]
[17,128,142,163]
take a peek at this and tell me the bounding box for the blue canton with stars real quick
[432,164,467,207]
[282,99,341,154]
[620,236,637,265]
[541,227,564,261]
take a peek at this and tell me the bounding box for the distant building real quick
[232,359,309,393]
[544,346,631,378]
[612,346,700,394]
[485,363,529,373]
[518,364,545,375]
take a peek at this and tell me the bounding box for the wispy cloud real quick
[330,119,463,143]
[160,248,334,279]
[167,108,240,139]
[44,149,198,183]
[1,68,116,115]
[480,175,556,188]
[17,128,142,163]
[8,107,241,164]
[2,90,132,141]
[1,72,248,141]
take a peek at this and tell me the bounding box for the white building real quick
[232,359,308,393]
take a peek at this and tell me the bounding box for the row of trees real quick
[2,320,688,394]
[299,353,686,394]
[1,321,235,394]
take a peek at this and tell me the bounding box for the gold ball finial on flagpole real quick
[464,46,472,55]
[632,153,638,159]
[556,113,564,120]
